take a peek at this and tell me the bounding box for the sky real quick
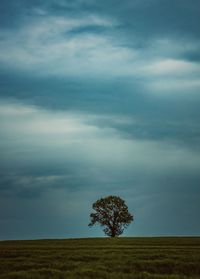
[0,0,200,240]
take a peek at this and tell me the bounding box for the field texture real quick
[0,237,200,279]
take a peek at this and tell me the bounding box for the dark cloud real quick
[1,0,200,38]
[48,0,200,41]
[183,50,200,63]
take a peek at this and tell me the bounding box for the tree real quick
[88,196,133,237]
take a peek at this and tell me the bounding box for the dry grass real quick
[0,237,200,278]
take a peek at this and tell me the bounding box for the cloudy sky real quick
[0,0,200,240]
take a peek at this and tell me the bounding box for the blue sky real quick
[0,0,200,239]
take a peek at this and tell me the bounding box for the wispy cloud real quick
[1,99,200,194]
[1,13,200,98]
[0,14,135,77]
[144,59,200,76]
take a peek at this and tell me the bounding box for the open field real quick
[0,237,200,279]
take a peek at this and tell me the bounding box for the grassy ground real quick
[0,237,200,279]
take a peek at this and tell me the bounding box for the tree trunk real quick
[111,227,116,237]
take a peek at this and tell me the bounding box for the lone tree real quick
[88,196,133,237]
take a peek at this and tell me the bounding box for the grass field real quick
[0,237,200,279]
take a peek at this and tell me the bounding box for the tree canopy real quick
[88,196,133,237]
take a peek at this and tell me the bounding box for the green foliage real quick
[89,196,133,237]
[0,237,200,279]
